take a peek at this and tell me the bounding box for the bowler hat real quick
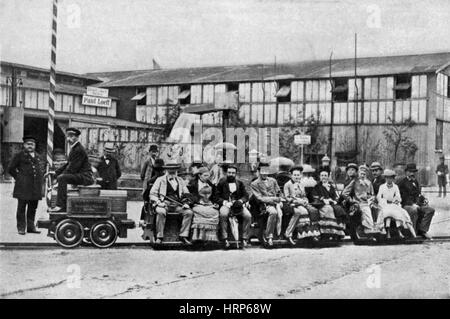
[382,169,396,177]
[66,127,81,136]
[405,163,418,172]
[23,135,37,143]
[346,163,358,171]
[370,161,383,170]
[149,144,158,152]
[153,158,165,169]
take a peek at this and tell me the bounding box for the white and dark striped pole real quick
[46,0,58,207]
[47,0,58,169]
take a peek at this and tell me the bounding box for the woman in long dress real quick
[375,169,416,238]
[311,170,346,239]
[283,166,321,243]
[191,185,220,242]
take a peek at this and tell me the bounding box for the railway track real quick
[2,236,450,250]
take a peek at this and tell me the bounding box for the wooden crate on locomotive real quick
[37,185,135,249]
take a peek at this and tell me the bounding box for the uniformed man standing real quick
[97,146,121,190]
[7,136,44,235]
[141,144,159,193]
[50,128,94,212]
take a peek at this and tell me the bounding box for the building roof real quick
[18,78,118,99]
[0,61,101,82]
[88,52,450,88]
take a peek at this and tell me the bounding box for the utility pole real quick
[354,33,359,159]
[328,52,334,164]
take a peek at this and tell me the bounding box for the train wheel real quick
[89,221,118,248]
[55,219,84,248]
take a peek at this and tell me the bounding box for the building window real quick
[394,75,411,100]
[178,84,191,105]
[275,81,291,103]
[436,120,443,150]
[226,82,239,92]
[131,87,147,106]
[332,78,348,102]
[447,75,450,98]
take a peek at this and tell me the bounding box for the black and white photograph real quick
[0,0,449,302]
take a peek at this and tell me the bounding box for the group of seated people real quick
[143,158,435,247]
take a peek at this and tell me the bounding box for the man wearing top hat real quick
[97,145,121,190]
[370,162,385,196]
[50,127,94,212]
[141,144,159,193]
[436,156,448,197]
[149,161,194,244]
[7,135,44,235]
[397,163,435,239]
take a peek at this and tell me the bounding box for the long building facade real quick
[1,53,449,185]
[91,52,450,185]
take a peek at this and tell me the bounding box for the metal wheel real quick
[55,219,84,248]
[89,221,118,248]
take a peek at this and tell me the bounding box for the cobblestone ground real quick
[1,183,449,299]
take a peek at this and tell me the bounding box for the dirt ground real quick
[1,183,449,299]
[1,242,449,299]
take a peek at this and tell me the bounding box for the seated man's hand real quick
[182,203,190,209]
[157,201,166,208]
[224,201,232,208]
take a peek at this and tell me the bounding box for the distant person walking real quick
[436,156,448,198]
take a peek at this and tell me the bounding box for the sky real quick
[1,0,450,74]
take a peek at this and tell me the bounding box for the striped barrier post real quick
[46,0,58,207]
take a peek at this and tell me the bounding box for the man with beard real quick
[215,164,251,248]
[397,163,435,239]
[7,135,44,235]
[97,146,121,190]
[149,161,193,245]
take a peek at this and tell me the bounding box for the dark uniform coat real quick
[7,151,44,200]
[55,142,93,185]
[97,156,121,189]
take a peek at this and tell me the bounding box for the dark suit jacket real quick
[187,178,216,203]
[7,151,44,200]
[55,142,93,184]
[215,178,249,206]
[97,156,121,189]
[312,182,339,205]
[372,176,386,195]
[397,177,422,206]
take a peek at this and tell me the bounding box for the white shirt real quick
[377,183,402,206]
[228,182,237,193]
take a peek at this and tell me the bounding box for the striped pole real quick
[47,0,58,169]
[45,0,58,207]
